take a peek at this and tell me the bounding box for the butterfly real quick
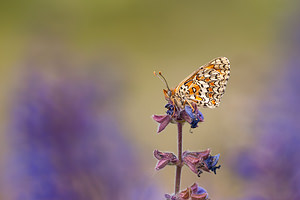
[154,57,230,110]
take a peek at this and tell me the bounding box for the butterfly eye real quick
[167,90,172,97]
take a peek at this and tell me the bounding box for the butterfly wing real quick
[175,57,230,108]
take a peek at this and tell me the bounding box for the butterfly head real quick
[163,89,174,99]
[154,71,174,99]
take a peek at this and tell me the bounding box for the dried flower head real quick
[153,102,204,133]
[183,149,221,177]
[154,150,179,170]
[165,183,209,200]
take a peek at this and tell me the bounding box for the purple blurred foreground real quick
[4,66,160,200]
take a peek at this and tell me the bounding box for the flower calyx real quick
[183,149,221,177]
[154,150,179,170]
[165,183,209,200]
[152,102,204,133]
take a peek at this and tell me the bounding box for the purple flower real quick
[184,105,204,128]
[165,183,209,200]
[190,183,209,200]
[204,154,221,174]
[153,101,204,133]
[183,149,221,177]
[154,150,179,170]
[152,114,172,133]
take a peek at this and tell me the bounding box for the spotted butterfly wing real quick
[174,57,230,108]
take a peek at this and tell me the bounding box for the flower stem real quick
[175,122,183,194]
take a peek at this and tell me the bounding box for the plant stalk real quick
[175,122,183,194]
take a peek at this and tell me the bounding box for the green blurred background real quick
[0,1,299,199]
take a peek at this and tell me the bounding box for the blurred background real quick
[0,0,300,200]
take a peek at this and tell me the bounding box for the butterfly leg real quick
[171,98,176,117]
[183,98,195,112]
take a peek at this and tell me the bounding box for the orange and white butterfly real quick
[155,57,230,110]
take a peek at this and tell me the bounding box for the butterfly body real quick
[163,57,230,109]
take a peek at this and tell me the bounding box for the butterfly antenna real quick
[153,71,171,91]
